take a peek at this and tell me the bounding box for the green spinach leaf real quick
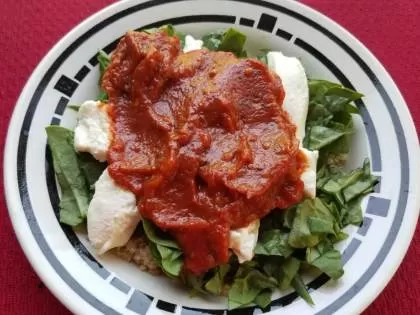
[182,272,208,296]
[341,196,363,226]
[176,31,186,48]
[46,126,90,226]
[304,80,363,162]
[67,105,80,112]
[202,28,247,57]
[97,50,110,101]
[77,152,107,193]
[228,268,277,310]
[142,220,183,277]
[288,198,338,248]
[254,289,272,309]
[317,159,378,226]
[277,257,301,290]
[204,264,230,295]
[308,80,363,114]
[306,240,343,279]
[97,50,110,78]
[255,229,293,257]
[308,248,343,280]
[291,274,314,305]
[305,125,352,151]
[142,220,180,249]
[143,24,175,36]
[156,244,183,277]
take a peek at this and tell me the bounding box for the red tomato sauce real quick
[102,31,306,274]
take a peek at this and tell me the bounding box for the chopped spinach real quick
[202,28,247,57]
[291,274,314,305]
[288,198,338,248]
[307,247,343,280]
[303,80,363,165]
[255,229,293,257]
[228,267,277,310]
[204,264,230,295]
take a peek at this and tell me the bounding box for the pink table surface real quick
[0,0,419,314]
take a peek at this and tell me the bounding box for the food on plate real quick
[46,25,378,310]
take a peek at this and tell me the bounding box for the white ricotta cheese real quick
[267,51,309,142]
[87,168,141,254]
[183,35,203,52]
[300,148,319,198]
[267,51,318,198]
[229,220,260,263]
[74,100,111,162]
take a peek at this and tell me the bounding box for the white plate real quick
[4,0,420,314]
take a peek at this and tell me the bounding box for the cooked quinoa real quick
[114,235,161,275]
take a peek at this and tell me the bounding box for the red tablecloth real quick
[0,1,419,314]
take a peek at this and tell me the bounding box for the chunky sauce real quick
[102,31,306,274]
